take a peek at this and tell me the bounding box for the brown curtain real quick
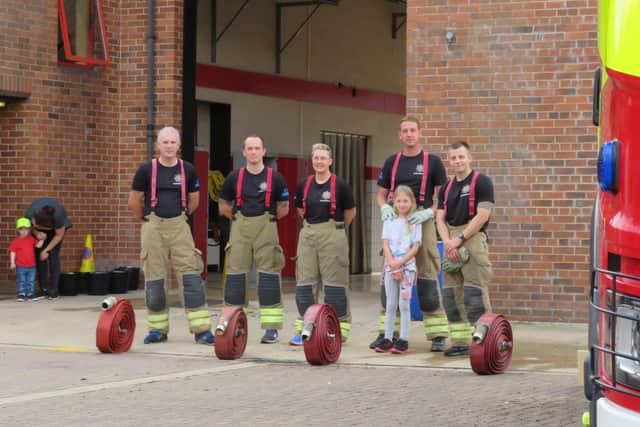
[322,131,370,273]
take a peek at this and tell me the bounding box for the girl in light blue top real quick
[376,185,422,354]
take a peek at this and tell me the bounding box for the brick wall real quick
[406,0,599,322]
[0,1,184,291]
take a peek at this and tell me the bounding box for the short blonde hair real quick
[392,185,417,216]
[400,116,420,129]
[311,143,332,158]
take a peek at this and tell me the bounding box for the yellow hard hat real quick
[16,217,31,229]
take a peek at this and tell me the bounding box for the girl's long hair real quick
[392,185,417,217]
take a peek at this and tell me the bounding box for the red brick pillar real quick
[406,0,599,322]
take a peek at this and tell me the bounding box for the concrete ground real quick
[0,274,587,371]
[0,274,589,426]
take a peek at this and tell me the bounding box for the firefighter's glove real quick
[380,204,397,221]
[442,247,471,272]
[408,208,434,225]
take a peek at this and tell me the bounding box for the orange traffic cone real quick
[80,234,96,272]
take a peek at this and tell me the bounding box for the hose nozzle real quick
[215,317,228,336]
[101,297,118,311]
[472,323,489,344]
[499,340,513,352]
[301,321,315,340]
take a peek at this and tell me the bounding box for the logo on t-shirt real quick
[173,174,182,185]
[461,184,470,198]
[259,182,267,193]
[321,191,331,202]
[414,164,423,175]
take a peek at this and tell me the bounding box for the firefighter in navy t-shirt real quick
[288,143,356,346]
[436,141,495,357]
[129,126,213,345]
[219,135,290,344]
[373,116,450,352]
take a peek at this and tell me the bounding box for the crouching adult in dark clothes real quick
[24,198,72,299]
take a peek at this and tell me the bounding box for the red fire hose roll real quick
[470,313,513,375]
[214,306,248,360]
[96,297,136,353]
[302,304,342,366]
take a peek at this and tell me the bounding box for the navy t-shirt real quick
[131,160,200,218]
[294,175,355,223]
[24,197,72,230]
[219,167,289,217]
[377,151,447,208]
[437,170,494,232]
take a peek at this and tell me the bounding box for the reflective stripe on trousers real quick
[449,322,473,347]
[424,316,450,338]
[260,307,283,329]
[147,312,170,333]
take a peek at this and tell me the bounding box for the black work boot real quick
[431,336,446,352]
[444,345,469,357]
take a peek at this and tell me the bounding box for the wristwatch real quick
[457,231,466,241]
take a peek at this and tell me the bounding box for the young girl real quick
[376,185,422,354]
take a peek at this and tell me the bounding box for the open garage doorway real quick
[195,0,407,274]
[207,102,231,273]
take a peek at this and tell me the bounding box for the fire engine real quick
[584,1,640,426]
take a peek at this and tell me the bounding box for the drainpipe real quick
[146,0,155,159]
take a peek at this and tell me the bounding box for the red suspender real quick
[388,152,402,202]
[389,151,429,204]
[418,151,429,204]
[302,174,337,217]
[236,168,245,208]
[265,167,273,209]
[236,167,273,210]
[329,174,337,217]
[179,160,186,211]
[151,159,158,209]
[468,171,479,217]
[443,179,454,218]
[302,175,314,216]
[151,159,186,212]
[443,171,480,218]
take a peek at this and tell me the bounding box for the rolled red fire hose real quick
[302,304,342,366]
[214,306,248,360]
[96,297,136,353]
[470,313,513,375]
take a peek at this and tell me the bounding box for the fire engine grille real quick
[590,267,640,399]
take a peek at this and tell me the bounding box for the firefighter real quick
[218,135,290,344]
[436,141,494,356]
[288,143,356,346]
[128,126,214,345]
[372,116,450,352]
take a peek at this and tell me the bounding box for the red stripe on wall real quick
[196,64,405,115]
[366,166,382,181]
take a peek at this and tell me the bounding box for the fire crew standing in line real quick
[436,141,494,357]
[128,126,214,345]
[288,143,356,346]
[219,135,290,344]
[373,116,450,352]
